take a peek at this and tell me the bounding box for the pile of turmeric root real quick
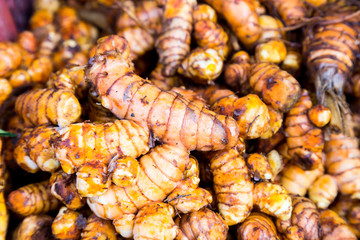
[0,0,360,239]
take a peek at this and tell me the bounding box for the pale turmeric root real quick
[308,174,338,209]
[280,163,324,196]
[324,134,360,199]
[55,119,150,197]
[133,203,179,240]
[86,37,239,151]
[320,209,357,240]
[175,208,228,240]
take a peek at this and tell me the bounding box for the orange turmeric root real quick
[86,37,239,151]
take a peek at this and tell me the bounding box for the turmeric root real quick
[246,153,274,181]
[193,18,230,59]
[15,88,81,127]
[133,203,179,240]
[47,65,88,99]
[308,174,338,209]
[261,105,283,139]
[7,181,59,216]
[280,163,324,196]
[256,40,287,64]
[276,196,321,240]
[49,170,86,210]
[13,215,53,240]
[193,4,217,23]
[348,206,360,237]
[111,156,140,187]
[250,63,301,112]
[175,208,228,240]
[320,209,357,240]
[87,144,191,238]
[254,182,292,221]
[178,48,223,84]
[204,0,260,47]
[260,0,307,26]
[0,140,8,240]
[324,134,360,198]
[0,79,12,107]
[88,88,118,123]
[224,51,251,95]
[81,214,117,240]
[237,212,280,240]
[284,90,324,170]
[303,11,359,135]
[0,42,22,78]
[204,87,270,139]
[52,207,86,240]
[210,148,254,225]
[87,41,239,151]
[155,0,195,76]
[55,119,149,197]
[166,177,212,214]
[308,104,331,128]
[14,125,59,173]
[150,64,183,91]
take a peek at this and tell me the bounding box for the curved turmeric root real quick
[14,215,53,240]
[52,207,86,240]
[205,87,270,139]
[250,63,301,112]
[15,88,81,127]
[308,174,338,209]
[14,125,60,173]
[280,163,324,196]
[277,196,321,240]
[284,90,324,170]
[81,214,117,240]
[254,182,292,221]
[324,134,360,198]
[175,208,228,240]
[303,13,359,135]
[49,170,86,210]
[7,181,59,217]
[237,212,280,240]
[204,0,260,47]
[320,209,357,240]
[210,148,254,225]
[55,119,149,197]
[260,0,307,26]
[155,0,195,76]
[133,203,179,240]
[224,51,251,95]
[87,144,191,238]
[87,40,239,151]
